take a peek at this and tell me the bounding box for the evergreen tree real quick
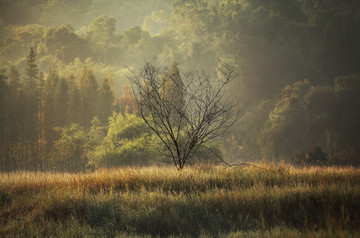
[37,71,47,171]
[97,78,114,124]
[67,74,82,124]
[24,47,39,95]
[43,69,59,159]
[0,67,8,128]
[23,47,40,171]
[7,66,21,140]
[79,67,98,128]
[23,48,40,130]
[8,66,20,100]
[7,66,23,171]
[54,77,69,127]
[0,67,8,173]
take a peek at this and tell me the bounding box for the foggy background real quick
[0,0,359,172]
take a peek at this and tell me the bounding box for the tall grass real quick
[1,163,360,237]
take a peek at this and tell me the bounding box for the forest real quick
[1,0,360,172]
[2,0,360,237]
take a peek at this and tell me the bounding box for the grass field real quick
[1,163,360,237]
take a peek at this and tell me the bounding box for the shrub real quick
[291,146,328,166]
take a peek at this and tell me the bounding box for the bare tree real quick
[129,60,242,170]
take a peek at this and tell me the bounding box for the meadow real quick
[1,163,360,237]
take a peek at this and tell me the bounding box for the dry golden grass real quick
[0,163,360,237]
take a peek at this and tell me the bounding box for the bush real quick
[89,112,157,168]
[291,146,328,166]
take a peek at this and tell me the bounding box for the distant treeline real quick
[0,50,221,173]
[1,0,360,171]
[0,48,140,173]
[232,76,360,166]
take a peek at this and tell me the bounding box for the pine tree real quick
[24,47,39,95]
[79,67,98,128]
[37,71,46,171]
[7,66,22,171]
[23,48,40,134]
[43,69,59,154]
[0,67,8,173]
[23,47,40,172]
[97,78,114,124]
[67,74,82,124]
[7,66,21,140]
[54,77,69,127]
[0,68,8,129]
[8,66,20,100]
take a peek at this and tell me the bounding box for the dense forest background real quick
[0,0,360,172]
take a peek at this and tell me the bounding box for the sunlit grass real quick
[1,163,360,237]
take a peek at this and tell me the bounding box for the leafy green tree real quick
[86,15,116,63]
[304,85,335,149]
[53,123,88,172]
[87,15,116,45]
[120,26,156,64]
[53,118,105,172]
[37,24,92,64]
[90,112,155,168]
[260,80,311,159]
[119,84,137,114]
[224,99,275,161]
[85,117,106,169]
[331,75,360,163]
[255,75,360,164]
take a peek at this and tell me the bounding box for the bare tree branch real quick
[128,59,245,170]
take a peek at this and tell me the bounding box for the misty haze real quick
[0,0,360,237]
